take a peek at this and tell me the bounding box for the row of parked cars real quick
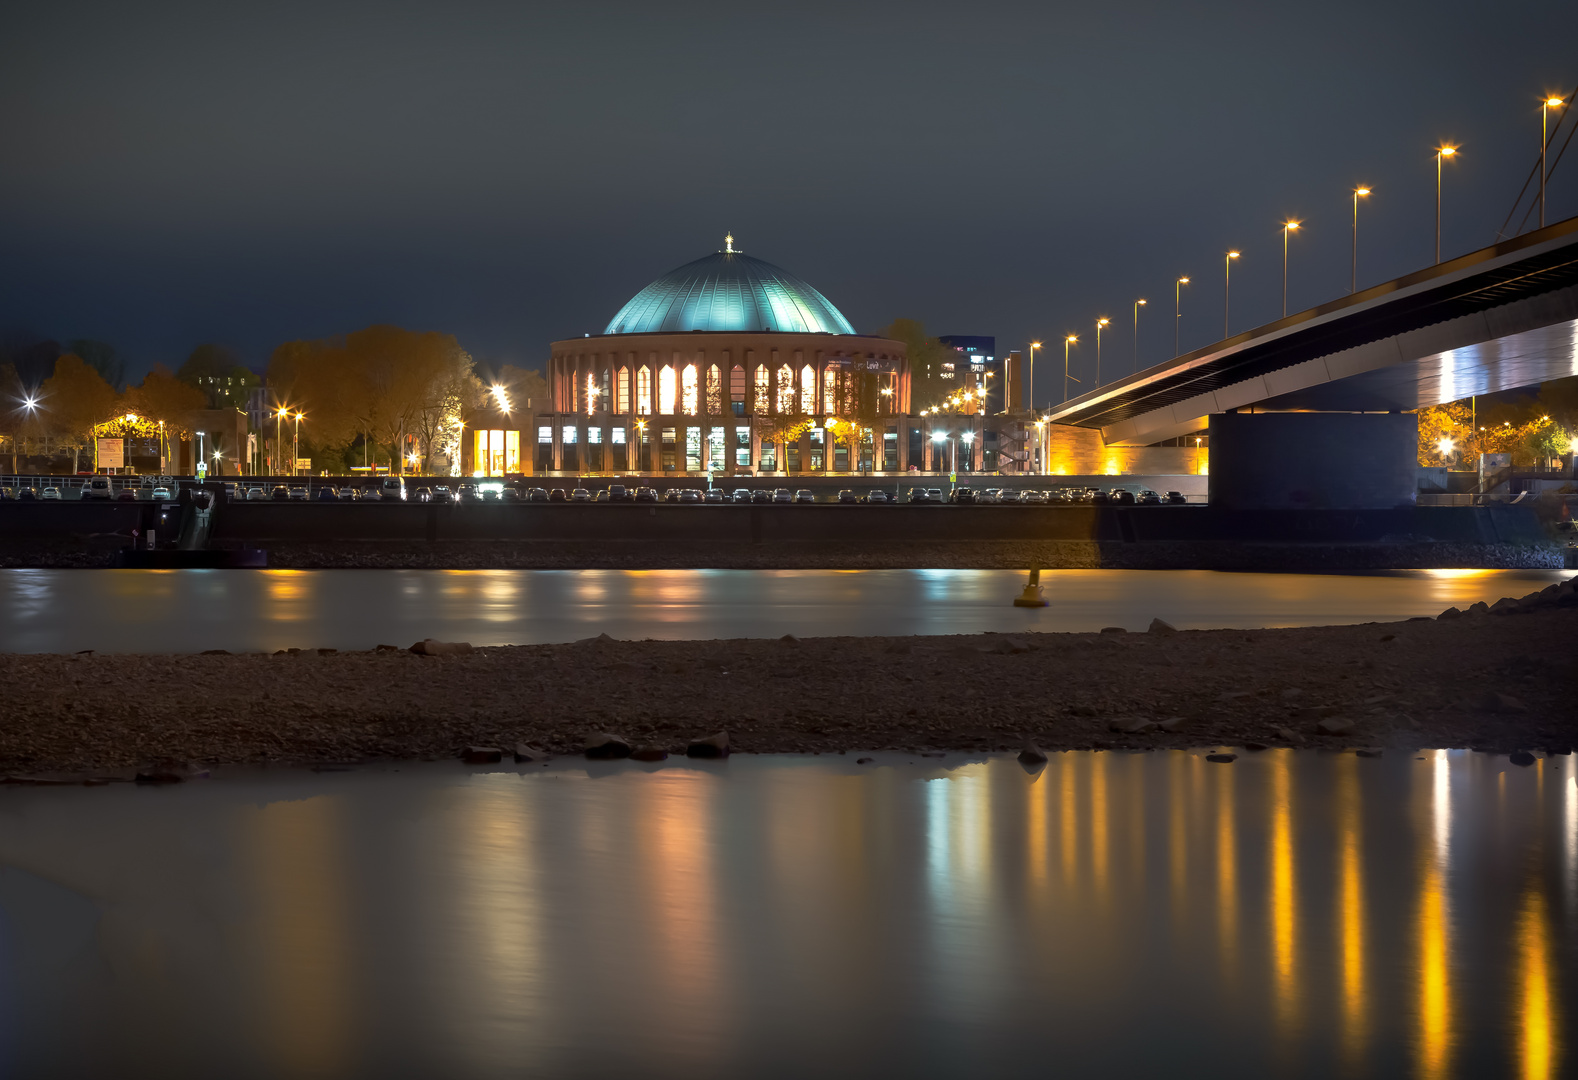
[2,476,175,502]
[945,485,1188,505]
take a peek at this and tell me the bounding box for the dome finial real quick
[724,231,735,254]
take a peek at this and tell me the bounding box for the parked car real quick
[221,482,242,499]
[907,487,933,504]
[431,485,454,503]
[380,478,405,501]
[456,483,479,502]
[1136,489,1162,505]
[997,489,1023,504]
[865,490,892,504]
[1165,490,1187,504]
[751,489,773,503]
[570,487,592,502]
[548,488,567,502]
[678,488,702,504]
[40,486,62,501]
[1090,490,1110,505]
[151,486,173,501]
[703,488,725,503]
[288,486,309,501]
[1109,487,1137,505]
[115,487,138,502]
[793,490,814,504]
[950,487,976,504]
[0,487,15,501]
[771,488,793,504]
[528,487,550,502]
[731,488,752,503]
[633,486,659,502]
[15,487,37,501]
[608,484,631,502]
[500,487,523,502]
[244,485,266,501]
[837,489,859,504]
[315,486,338,501]
[593,489,609,502]
[1022,489,1048,504]
[82,477,113,501]
[271,485,290,500]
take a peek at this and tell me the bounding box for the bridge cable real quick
[1496,82,1578,241]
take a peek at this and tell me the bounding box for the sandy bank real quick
[0,581,1572,777]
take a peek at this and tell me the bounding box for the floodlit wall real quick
[1041,424,1207,477]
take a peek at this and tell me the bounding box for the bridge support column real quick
[1207,412,1418,509]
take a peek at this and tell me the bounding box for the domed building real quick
[534,236,916,476]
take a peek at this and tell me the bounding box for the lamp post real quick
[1435,145,1457,264]
[1174,277,1189,356]
[1281,221,1300,317]
[1027,341,1041,413]
[1543,97,1565,228]
[961,429,975,474]
[274,406,287,476]
[1133,299,1146,373]
[1351,188,1370,292]
[292,411,303,476]
[1034,417,1046,476]
[1223,252,1239,338]
[1094,318,1109,385]
[1063,335,1079,404]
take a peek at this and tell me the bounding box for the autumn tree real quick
[881,319,961,413]
[38,354,118,472]
[125,365,208,435]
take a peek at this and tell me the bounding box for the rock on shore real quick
[0,588,1572,775]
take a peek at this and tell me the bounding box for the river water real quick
[0,567,1569,653]
[0,751,1571,1078]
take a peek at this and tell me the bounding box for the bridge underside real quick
[1046,218,1578,446]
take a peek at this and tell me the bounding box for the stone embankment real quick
[0,580,1572,780]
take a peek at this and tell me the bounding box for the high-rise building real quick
[937,335,999,412]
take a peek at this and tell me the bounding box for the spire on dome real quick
[724,232,736,254]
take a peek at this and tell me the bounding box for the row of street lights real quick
[1038,94,1567,407]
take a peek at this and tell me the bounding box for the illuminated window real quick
[735,426,750,467]
[706,365,722,414]
[776,364,795,414]
[823,367,837,414]
[685,427,701,470]
[617,367,630,413]
[537,426,552,443]
[800,365,815,413]
[707,428,725,470]
[730,365,746,417]
[585,372,599,416]
[682,364,698,416]
[658,366,676,415]
[637,367,652,415]
[588,427,603,444]
[754,366,769,416]
[562,425,577,444]
[612,426,626,444]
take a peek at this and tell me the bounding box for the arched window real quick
[730,365,746,417]
[617,367,630,413]
[823,366,838,415]
[682,364,699,416]
[776,364,795,414]
[636,366,652,415]
[753,367,769,416]
[658,366,677,415]
[800,365,815,414]
[706,365,723,415]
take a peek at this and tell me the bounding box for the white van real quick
[82,477,114,501]
[380,477,406,502]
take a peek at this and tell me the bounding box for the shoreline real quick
[0,581,1572,778]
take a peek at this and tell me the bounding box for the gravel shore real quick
[1,583,1573,777]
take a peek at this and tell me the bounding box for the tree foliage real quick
[880,318,960,413]
[268,325,478,475]
[124,364,208,436]
[38,355,118,471]
[178,344,257,409]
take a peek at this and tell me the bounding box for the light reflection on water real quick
[0,567,1570,654]
[0,752,1570,1078]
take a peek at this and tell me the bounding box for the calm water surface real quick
[0,752,1571,1078]
[0,567,1569,653]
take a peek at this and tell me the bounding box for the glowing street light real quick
[1095,318,1109,385]
[1437,436,1454,458]
[1063,335,1079,404]
[1174,278,1189,356]
[1351,187,1371,292]
[274,405,289,475]
[291,411,304,476]
[1281,221,1301,317]
[1223,252,1239,338]
[1435,145,1458,264]
[1543,97,1566,228]
[1133,299,1146,373]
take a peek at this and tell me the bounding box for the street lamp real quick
[1033,417,1047,476]
[1223,252,1239,338]
[292,411,303,476]
[1133,299,1146,373]
[1063,335,1079,404]
[274,406,288,476]
[1543,97,1566,228]
[1351,188,1371,292]
[1174,277,1189,356]
[1095,318,1109,385]
[930,428,950,477]
[1281,221,1301,317]
[960,429,975,474]
[1435,145,1458,264]
[1027,341,1041,413]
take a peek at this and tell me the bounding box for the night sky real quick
[2,0,1573,407]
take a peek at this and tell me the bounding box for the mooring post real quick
[1013,567,1048,607]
